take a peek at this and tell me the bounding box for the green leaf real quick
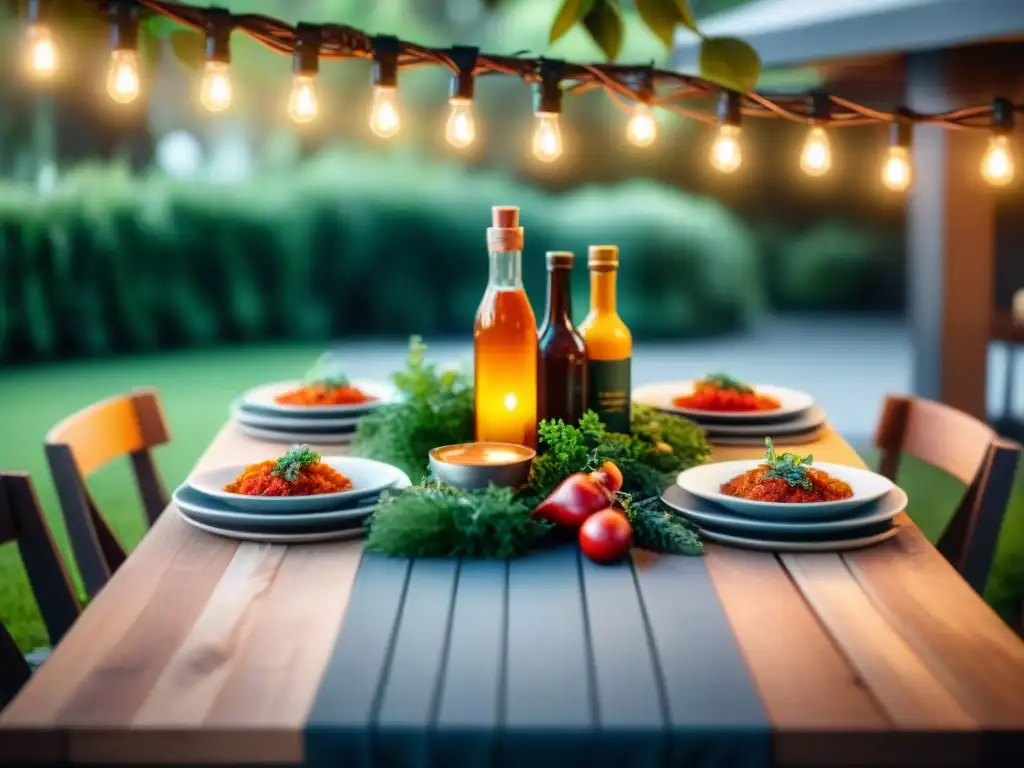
[699,36,761,92]
[635,0,699,47]
[549,0,596,46]
[582,0,624,61]
[169,30,205,72]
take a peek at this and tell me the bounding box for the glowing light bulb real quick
[532,113,563,163]
[800,126,832,177]
[626,103,657,147]
[369,85,401,138]
[981,134,1014,187]
[199,61,232,112]
[106,49,140,104]
[287,74,318,123]
[445,99,476,149]
[504,393,517,411]
[710,124,742,173]
[23,24,57,78]
[881,145,912,191]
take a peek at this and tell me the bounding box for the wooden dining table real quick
[1,421,1023,766]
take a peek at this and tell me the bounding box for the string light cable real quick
[26,0,1024,186]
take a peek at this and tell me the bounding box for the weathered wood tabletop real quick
[2,423,1023,766]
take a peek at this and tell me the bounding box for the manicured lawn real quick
[0,344,1021,652]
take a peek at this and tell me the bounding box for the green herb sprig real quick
[304,352,350,389]
[702,372,753,394]
[619,494,703,556]
[762,437,814,490]
[272,444,320,482]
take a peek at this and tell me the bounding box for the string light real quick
[369,36,401,139]
[446,46,479,149]
[22,0,57,80]
[199,9,232,112]
[981,98,1015,187]
[626,71,657,148]
[532,59,565,163]
[288,25,320,124]
[882,118,913,192]
[106,2,141,104]
[799,94,832,177]
[710,91,742,173]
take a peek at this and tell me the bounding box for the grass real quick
[0,346,1021,652]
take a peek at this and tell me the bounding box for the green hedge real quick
[0,154,767,363]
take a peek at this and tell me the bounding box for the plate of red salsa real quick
[633,374,815,422]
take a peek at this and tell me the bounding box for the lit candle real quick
[429,442,536,489]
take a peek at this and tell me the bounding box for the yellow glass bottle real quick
[578,245,632,433]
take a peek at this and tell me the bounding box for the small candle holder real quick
[428,442,536,490]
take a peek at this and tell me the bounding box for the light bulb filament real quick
[370,85,401,138]
[288,74,318,123]
[532,113,563,163]
[106,49,140,104]
[710,124,742,173]
[446,99,476,149]
[627,103,657,148]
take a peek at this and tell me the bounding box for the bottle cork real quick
[487,205,525,252]
[588,245,619,269]
[545,251,574,268]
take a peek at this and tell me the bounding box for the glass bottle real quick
[473,206,538,447]
[538,251,587,426]
[578,245,632,433]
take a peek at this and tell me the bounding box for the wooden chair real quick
[874,394,1022,594]
[46,389,170,600]
[0,471,81,709]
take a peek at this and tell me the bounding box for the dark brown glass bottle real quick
[537,251,588,426]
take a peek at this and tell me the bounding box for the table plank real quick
[305,554,410,768]
[631,549,771,766]
[434,560,508,766]
[374,558,460,766]
[579,553,667,768]
[502,544,595,767]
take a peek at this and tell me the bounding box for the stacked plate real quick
[232,380,400,444]
[633,381,827,445]
[664,461,906,552]
[173,456,411,543]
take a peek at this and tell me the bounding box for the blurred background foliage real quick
[0,0,904,364]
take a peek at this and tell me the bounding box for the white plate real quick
[698,524,900,552]
[235,422,357,445]
[240,379,399,417]
[189,456,408,512]
[230,400,363,431]
[633,381,815,422]
[701,406,827,437]
[675,460,895,519]
[176,508,366,544]
[172,480,409,531]
[709,429,824,447]
[663,484,907,536]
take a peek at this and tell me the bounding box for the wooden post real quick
[905,50,997,420]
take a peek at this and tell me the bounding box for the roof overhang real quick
[673,0,1024,72]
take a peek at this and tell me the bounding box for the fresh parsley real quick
[272,444,320,482]
[703,372,753,394]
[305,352,350,389]
[762,437,813,490]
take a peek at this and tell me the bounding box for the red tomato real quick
[578,508,633,564]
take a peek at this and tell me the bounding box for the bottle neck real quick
[590,268,617,314]
[544,267,573,324]
[489,250,523,289]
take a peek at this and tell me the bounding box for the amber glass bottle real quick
[537,251,587,426]
[578,245,632,433]
[473,206,538,447]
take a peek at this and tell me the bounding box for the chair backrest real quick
[0,619,29,711]
[0,472,80,645]
[874,394,1021,593]
[45,389,170,599]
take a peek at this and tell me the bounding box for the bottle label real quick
[587,358,631,433]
